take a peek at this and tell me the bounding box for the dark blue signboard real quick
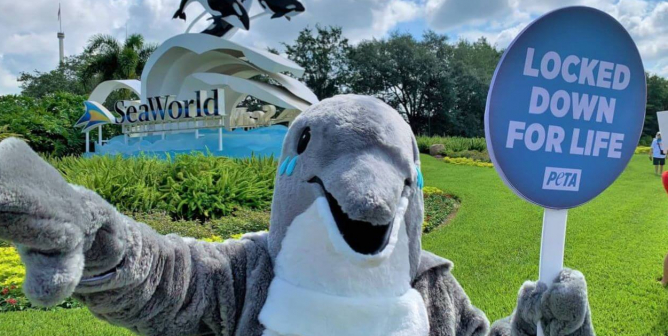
[485,6,646,209]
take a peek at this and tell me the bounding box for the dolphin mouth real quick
[309,177,393,255]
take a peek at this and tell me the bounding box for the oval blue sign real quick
[485,6,646,209]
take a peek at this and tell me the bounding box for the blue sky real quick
[0,0,667,95]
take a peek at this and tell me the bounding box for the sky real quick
[0,0,667,95]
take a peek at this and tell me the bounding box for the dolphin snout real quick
[325,153,406,225]
[310,152,409,255]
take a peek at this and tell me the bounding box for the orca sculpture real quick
[173,0,250,37]
[259,0,305,20]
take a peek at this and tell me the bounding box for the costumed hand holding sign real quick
[486,6,646,336]
[0,5,642,336]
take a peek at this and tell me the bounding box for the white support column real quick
[195,129,200,139]
[85,131,90,153]
[218,127,223,151]
[98,125,103,147]
[162,132,166,140]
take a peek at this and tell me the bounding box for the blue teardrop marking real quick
[286,156,299,176]
[416,166,424,189]
[279,156,291,175]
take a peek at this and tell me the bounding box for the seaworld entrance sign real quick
[76,0,317,158]
[114,88,225,124]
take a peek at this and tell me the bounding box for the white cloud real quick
[425,0,510,30]
[427,0,668,75]
[370,0,422,41]
[0,0,426,95]
[0,55,19,94]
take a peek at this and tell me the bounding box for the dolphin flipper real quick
[490,269,595,336]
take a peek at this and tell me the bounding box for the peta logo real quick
[542,167,581,191]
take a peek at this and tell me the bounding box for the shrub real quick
[49,153,277,220]
[443,157,493,168]
[131,209,271,241]
[163,154,275,219]
[0,248,25,287]
[202,235,225,243]
[0,93,93,157]
[416,136,486,153]
[210,208,271,239]
[443,149,490,162]
[423,187,458,233]
[0,125,26,142]
[131,212,216,239]
[639,134,653,147]
[636,146,651,154]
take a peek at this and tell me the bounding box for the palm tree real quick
[83,34,158,83]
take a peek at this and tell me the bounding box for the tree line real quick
[14,26,668,145]
[280,26,668,141]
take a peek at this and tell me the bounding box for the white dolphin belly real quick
[259,197,429,336]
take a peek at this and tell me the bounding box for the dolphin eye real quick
[297,127,311,154]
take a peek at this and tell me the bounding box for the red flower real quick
[1,288,8,296]
[6,298,17,305]
[9,285,16,290]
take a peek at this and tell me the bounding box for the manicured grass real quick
[0,308,133,336]
[1,154,666,335]
[421,154,668,335]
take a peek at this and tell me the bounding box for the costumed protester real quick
[651,132,666,176]
[0,95,594,336]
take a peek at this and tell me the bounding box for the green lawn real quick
[421,154,668,336]
[0,308,133,336]
[1,154,667,335]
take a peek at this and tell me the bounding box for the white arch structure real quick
[88,80,141,103]
[141,33,316,106]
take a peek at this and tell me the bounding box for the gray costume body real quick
[0,95,594,336]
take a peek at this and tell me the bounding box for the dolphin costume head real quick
[267,95,424,281]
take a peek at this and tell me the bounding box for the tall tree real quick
[644,73,668,140]
[18,54,93,98]
[283,26,351,100]
[348,31,456,135]
[448,38,502,137]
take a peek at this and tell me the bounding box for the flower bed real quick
[443,157,493,168]
[423,187,459,232]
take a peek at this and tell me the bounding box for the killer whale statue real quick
[259,0,305,20]
[173,0,250,37]
[0,95,594,336]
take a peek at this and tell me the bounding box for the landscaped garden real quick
[0,141,666,335]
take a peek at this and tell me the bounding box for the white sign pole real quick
[85,131,90,153]
[536,208,568,336]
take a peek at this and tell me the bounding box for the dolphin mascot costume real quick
[0,95,594,336]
